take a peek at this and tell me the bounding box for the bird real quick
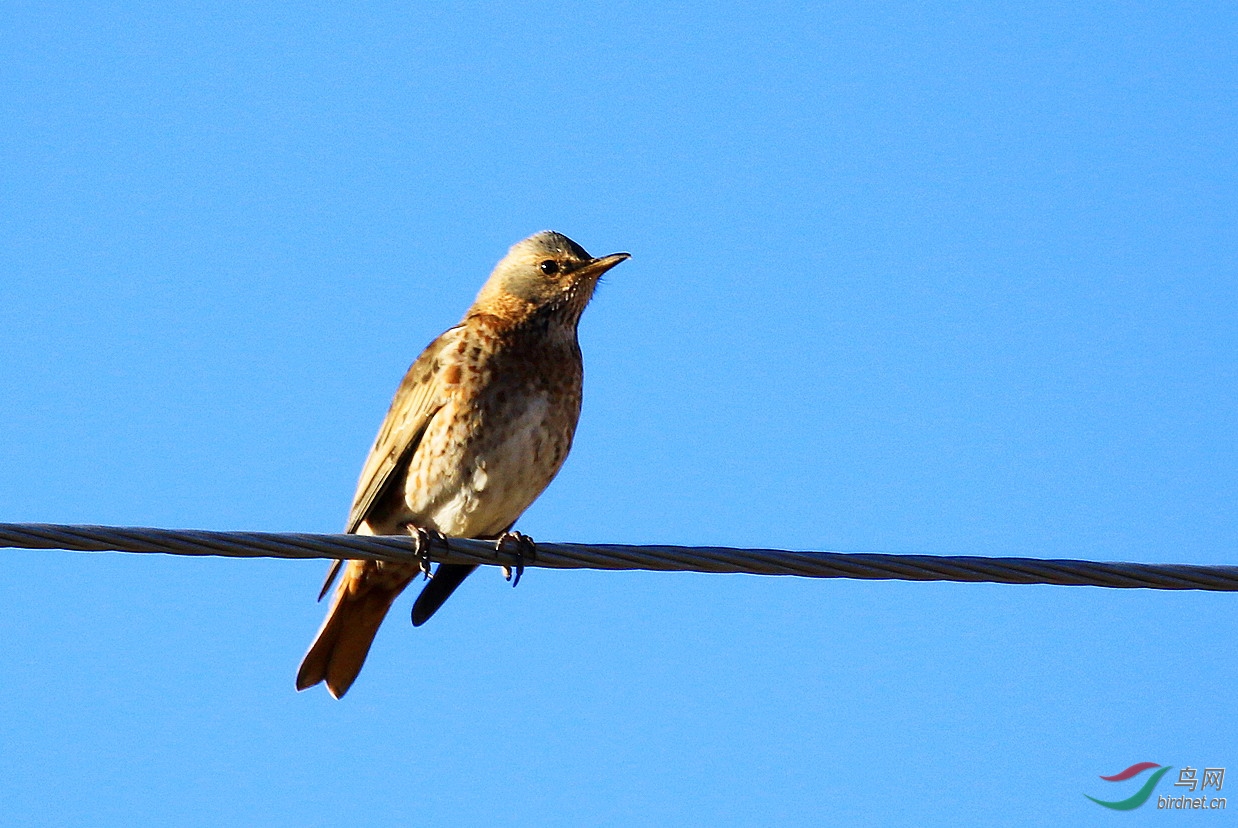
[296,230,629,698]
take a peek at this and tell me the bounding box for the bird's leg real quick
[405,523,447,580]
[496,531,537,587]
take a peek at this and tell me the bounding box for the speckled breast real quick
[403,326,584,539]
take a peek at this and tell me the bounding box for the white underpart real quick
[426,393,555,538]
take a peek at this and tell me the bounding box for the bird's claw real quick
[497,531,536,587]
[407,524,447,580]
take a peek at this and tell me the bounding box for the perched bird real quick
[297,231,629,698]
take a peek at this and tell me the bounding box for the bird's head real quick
[473,231,630,326]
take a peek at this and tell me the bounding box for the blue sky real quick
[1,1,1235,825]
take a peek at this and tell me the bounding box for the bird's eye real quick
[539,260,560,275]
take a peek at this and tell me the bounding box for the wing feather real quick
[316,326,463,601]
[345,325,464,533]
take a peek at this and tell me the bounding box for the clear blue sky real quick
[2,2,1235,825]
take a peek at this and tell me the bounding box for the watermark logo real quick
[1085,762,1226,811]
[1086,762,1173,810]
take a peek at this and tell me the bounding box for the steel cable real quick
[0,522,1234,591]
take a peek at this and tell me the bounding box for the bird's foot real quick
[405,524,447,580]
[496,531,537,587]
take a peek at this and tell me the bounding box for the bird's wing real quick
[346,325,465,534]
[317,326,464,601]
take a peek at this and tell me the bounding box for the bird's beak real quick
[574,252,631,280]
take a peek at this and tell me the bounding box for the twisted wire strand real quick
[0,522,1234,592]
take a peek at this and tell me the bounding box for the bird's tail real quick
[296,561,409,699]
[411,563,477,626]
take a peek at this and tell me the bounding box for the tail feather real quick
[297,567,406,698]
[298,555,477,697]
[411,564,477,626]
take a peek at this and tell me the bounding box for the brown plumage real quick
[296,231,629,698]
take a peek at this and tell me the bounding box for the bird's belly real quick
[405,392,573,539]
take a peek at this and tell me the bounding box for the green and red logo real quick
[1086,762,1172,810]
